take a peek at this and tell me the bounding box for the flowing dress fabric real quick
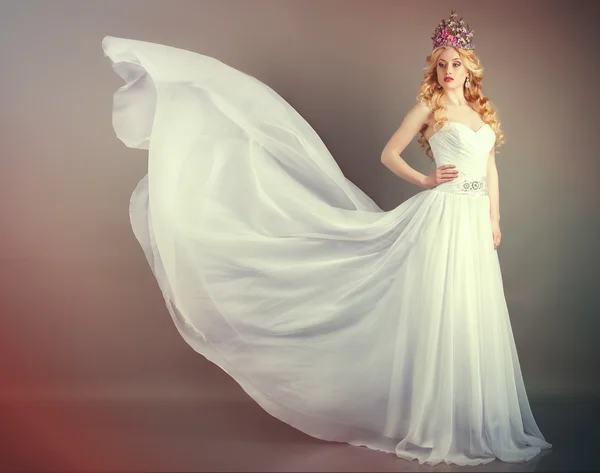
[102,36,552,466]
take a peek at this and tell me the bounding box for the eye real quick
[454,62,461,67]
[438,63,446,68]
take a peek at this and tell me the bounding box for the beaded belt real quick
[433,176,489,196]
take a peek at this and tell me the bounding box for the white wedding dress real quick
[102,36,552,466]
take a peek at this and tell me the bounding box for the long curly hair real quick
[416,46,505,162]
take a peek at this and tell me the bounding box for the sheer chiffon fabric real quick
[103,36,552,466]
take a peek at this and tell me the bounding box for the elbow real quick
[380,148,387,163]
[486,167,499,181]
[380,147,394,165]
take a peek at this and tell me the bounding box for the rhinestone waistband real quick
[433,176,489,196]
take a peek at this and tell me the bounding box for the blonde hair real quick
[416,46,505,161]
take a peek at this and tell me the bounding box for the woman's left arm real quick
[486,146,502,249]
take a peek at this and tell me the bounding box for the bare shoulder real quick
[410,101,436,134]
[412,101,432,123]
[381,101,432,156]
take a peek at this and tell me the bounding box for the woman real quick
[103,8,552,466]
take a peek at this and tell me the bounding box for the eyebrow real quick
[439,58,461,62]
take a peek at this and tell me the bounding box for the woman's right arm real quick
[380,102,457,189]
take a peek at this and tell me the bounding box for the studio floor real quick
[1,396,597,472]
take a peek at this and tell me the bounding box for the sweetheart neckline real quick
[428,121,491,143]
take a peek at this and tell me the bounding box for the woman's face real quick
[436,48,468,91]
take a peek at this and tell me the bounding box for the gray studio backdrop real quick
[1,0,597,403]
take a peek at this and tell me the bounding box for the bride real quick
[102,8,552,466]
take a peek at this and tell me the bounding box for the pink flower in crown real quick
[442,28,450,38]
[447,34,455,42]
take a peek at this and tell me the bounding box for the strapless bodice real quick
[428,121,495,196]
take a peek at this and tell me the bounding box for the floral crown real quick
[431,9,475,50]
